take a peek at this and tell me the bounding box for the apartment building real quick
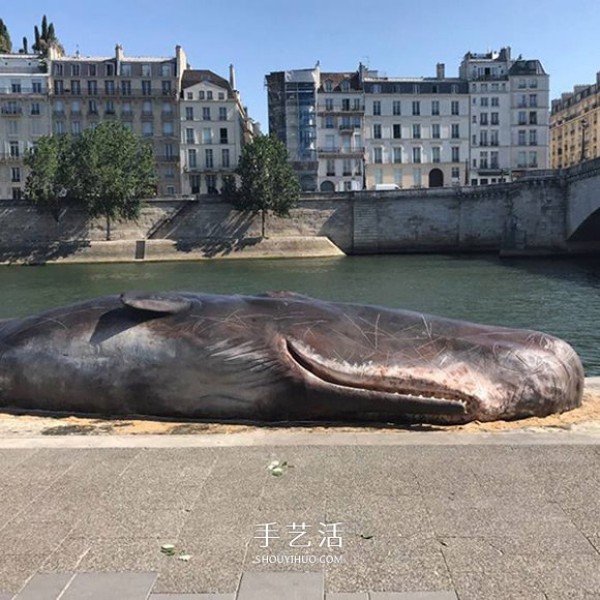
[550,73,600,169]
[46,44,187,196]
[460,48,550,184]
[180,66,253,195]
[266,47,549,191]
[0,54,51,199]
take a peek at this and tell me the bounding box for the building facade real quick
[46,44,187,196]
[550,73,600,169]
[0,54,51,199]
[266,47,550,191]
[180,66,253,195]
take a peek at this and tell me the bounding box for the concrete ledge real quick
[0,237,345,265]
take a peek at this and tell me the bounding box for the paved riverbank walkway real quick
[2,429,600,599]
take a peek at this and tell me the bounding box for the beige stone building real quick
[0,53,51,199]
[550,73,600,169]
[46,44,188,196]
[180,66,254,195]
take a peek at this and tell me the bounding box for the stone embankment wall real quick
[0,171,595,262]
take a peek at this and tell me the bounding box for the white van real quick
[374,184,401,191]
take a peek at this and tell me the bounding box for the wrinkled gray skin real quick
[0,291,585,424]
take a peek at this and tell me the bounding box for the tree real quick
[24,134,79,229]
[76,122,157,240]
[232,135,300,238]
[32,15,64,56]
[0,19,12,53]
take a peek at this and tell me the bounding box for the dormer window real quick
[324,79,333,92]
[340,80,350,92]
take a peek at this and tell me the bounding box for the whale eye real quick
[120,292,193,314]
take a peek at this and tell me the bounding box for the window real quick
[188,148,197,168]
[413,168,422,187]
[165,143,174,159]
[121,80,131,96]
[342,99,350,111]
[529,130,537,145]
[341,80,350,92]
[202,107,211,120]
[121,63,131,76]
[529,94,537,107]
[373,101,381,116]
[105,80,115,95]
[432,147,441,163]
[491,112,499,125]
[88,64,96,76]
[518,151,526,167]
[480,97,488,107]
[430,100,439,116]
[529,111,537,124]
[326,159,335,176]
[480,113,488,125]
[142,80,152,95]
[324,80,333,92]
[190,175,200,194]
[490,130,499,146]
[31,102,40,115]
[71,121,81,135]
[203,128,212,144]
[70,80,80,95]
[88,80,97,95]
[412,101,420,115]
[9,141,19,157]
[393,100,401,115]
[451,124,460,139]
[451,100,459,115]
[518,130,526,145]
[353,98,361,110]
[186,92,193,100]
[393,147,402,163]
[199,91,205,100]
[373,124,382,139]
[343,159,352,176]
[162,81,172,95]
[105,100,115,114]
[162,63,173,77]
[518,79,526,89]
[325,116,334,129]
[162,121,174,136]
[491,97,499,107]
[54,63,64,76]
[393,124,401,139]
[142,64,152,77]
[452,167,460,180]
[142,100,152,115]
[142,122,153,137]
[32,81,42,94]
[412,147,421,163]
[373,147,383,163]
[186,128,195,144]
[222,149,231,168]
[8,120,18,136]
[491,151,499,168]
[432,124,440,139]
[518,111,527,125]
[71,64,80,76]
[54,80,64,94]
[529,151,538,167]
[88,99,98,114]
[105,63,114,76]
[207,91,213,100]
[54,121,65,134]
[479,152,488,168]
[451,146,460,162]
[394,169,402,186]
[374,168,383,184]
[220,128,228,144]
[12,187,22,200]
[11,167,20,182]
[412,124,421,139]
[185,106,194,120]
[205,148,214,168]
[219,107,227,120]
[325,98,333,111]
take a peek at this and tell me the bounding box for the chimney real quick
[115,44,124,62]
[229,64,237,90]
[436,63,445,79]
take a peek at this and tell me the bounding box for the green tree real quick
[0,19,12,53]
[32,15,64,56]
[24,134,79,229]
[233,135,300,238]
[76,122,157,240]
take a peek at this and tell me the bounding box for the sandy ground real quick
[0,381,599,437]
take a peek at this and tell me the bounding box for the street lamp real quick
[580,118,589,163]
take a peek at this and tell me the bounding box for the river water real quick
[0,254,598,375]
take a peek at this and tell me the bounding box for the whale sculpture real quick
[0,291,584,424]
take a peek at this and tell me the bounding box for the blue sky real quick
[2,0,600,129]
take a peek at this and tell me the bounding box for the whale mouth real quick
[286,339,471,416]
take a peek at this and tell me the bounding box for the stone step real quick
[237,572,324,600]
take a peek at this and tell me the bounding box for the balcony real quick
[318,146,364,156]
[0,153,21,162]
[1,106,22,115]
[339,123,361,132]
